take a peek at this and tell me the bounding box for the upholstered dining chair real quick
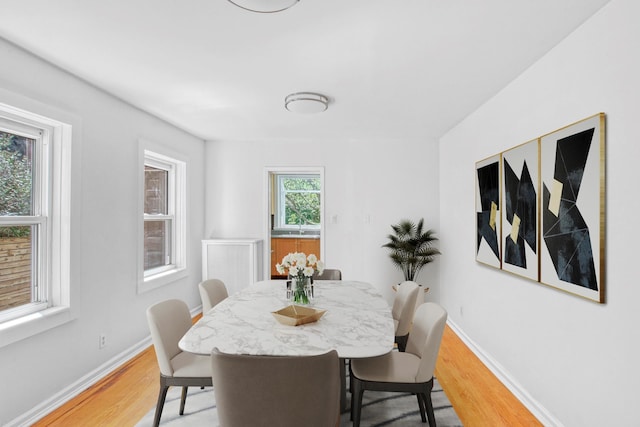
[146,299,213,427]
[210,348,341,427]
[198,278,228,313]
[314,268,342,280]
[350,302,448,427]
[393,280,420,352]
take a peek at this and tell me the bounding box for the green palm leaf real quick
[382,218,441,282]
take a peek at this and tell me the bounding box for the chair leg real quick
[179,386,188,415]
[351,378,364,427]
[423,391,436,427]
[152,384,170,427]
[417,393,427,422]
[395,334,409,352]
[350,384,354,421]
[339,358,347,412]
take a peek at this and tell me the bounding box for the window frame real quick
[144,158,175,276]
[0,96,74,349]
[275,174,322,231]
[138,142,187,293]
[0,119,48,321]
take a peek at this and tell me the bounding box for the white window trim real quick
[0,95,75,349]
[138,140,187,293]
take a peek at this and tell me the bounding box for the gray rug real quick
[136,377,462,426]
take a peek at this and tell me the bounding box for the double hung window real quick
[141,148,186,291]
[0,122,44,318]
[275,174,321,231]
[0,101,72,346]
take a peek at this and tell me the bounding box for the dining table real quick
[179,279,395,410]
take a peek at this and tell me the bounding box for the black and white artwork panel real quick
[539,113,605,302]
[501,139,539,281]
[476,154,501,269]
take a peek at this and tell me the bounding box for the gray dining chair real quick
[314,268,342,280]
[198,278,228,313]
[210,348,341,427]
[393,280,420,351]
[350,302,448,427]
[146,299,212,427]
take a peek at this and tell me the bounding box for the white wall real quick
[439,0,638,425]
[204,137,441,304]
[0,40,205,424]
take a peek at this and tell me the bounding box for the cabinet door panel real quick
[272,238,298,278]
[298,239,320,258]
[270,238,279,277]
[270,238,321,278]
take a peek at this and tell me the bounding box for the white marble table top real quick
[179,280,395,359]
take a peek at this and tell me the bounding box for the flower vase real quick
[293,276,310,304]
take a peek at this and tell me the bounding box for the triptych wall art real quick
[475,113,605,303]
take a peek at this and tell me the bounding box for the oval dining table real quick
[179,279,395,411]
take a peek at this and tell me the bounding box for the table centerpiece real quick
[276,252,324,304]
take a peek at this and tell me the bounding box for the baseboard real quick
[7,335,152,427]
[7,306,204,427]
[446,319,563,427]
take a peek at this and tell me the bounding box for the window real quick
[0,100,73,348]
[144,163,171,272]
[0,123,43,318]
[140,147,186,291]
[275,174,321,230]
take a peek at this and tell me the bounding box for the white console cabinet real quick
[202,239,263,295]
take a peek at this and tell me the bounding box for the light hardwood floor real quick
[32,324,541,427]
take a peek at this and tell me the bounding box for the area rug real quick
[136,377,462,426]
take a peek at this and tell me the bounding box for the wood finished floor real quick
[32,324,541,427]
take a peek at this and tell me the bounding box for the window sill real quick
[138,266,187,294]
[0,305,75,349]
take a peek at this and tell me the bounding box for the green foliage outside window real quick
[0,132,33,238]
[282,176,321,227]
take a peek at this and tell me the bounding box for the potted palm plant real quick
[382,218,441,283]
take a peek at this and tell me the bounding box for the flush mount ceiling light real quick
[285,92,329,114]
[227,0,299,13]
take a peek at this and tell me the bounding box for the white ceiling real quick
[0,0,610,142]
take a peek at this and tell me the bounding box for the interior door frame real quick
[263,166,325,281]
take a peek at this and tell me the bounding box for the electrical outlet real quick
[99,334,107,349]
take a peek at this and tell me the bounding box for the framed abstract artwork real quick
[501,139,539,281]
[476,154,501,269]
[539,113,605,302]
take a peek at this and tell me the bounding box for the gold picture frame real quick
[476,113,606,303]
[539,113,605,303]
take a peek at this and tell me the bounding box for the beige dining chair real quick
[198,278,228,313]
[146,299,212,427]
[350,302,448,427]
[314,268,342,280]
[210,348,341,427]
[393,280,420,351]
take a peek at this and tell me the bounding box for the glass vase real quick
[293,276,310,304]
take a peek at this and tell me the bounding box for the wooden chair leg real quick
[152,383,169,427]
[179,386,188,415]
